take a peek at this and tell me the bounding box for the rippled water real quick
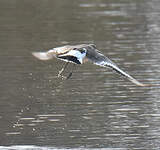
[0,0,160,150]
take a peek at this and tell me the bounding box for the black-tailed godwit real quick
[32,44,147,86]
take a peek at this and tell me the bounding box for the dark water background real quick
[0,0,160,149]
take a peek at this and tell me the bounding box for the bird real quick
[32,44,147,86]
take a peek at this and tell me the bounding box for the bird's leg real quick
[58,61,69,78]
[66,64,76,79]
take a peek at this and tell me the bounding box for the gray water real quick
[0,0,160,150]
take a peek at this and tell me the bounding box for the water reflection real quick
[0,145,125,150]
[0,0,160,149]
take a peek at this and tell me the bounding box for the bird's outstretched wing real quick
[32,50,54,60]
[86,46,147,86]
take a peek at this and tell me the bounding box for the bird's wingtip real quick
[128,77,153,87]
[32,52,53,60]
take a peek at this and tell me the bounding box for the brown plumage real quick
[32,44,147,86]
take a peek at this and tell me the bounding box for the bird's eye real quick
[81,50,85,54]
[81,49,86,54]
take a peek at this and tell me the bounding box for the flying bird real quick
[32,44,147,86]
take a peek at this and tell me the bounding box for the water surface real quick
[0,0,160,149]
